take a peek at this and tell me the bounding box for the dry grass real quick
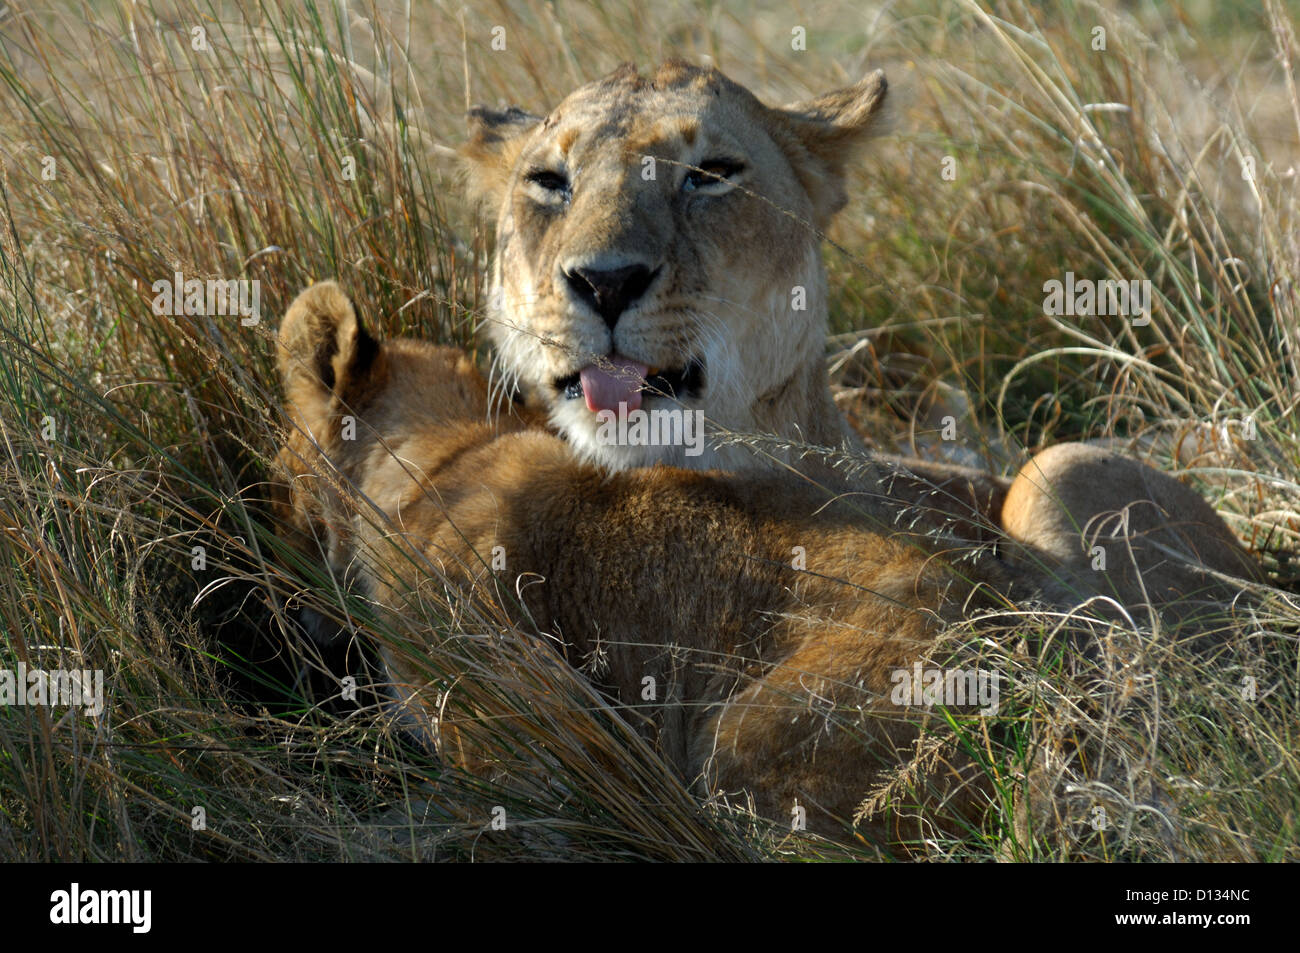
[0,0,1297,861]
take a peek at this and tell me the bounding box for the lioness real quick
[274,282,1256,844]
[462,60,1261,611]
[463,59,878,474]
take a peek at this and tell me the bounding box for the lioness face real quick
[463,60,887,469]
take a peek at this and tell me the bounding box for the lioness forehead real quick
[562,60,753,111]
[540,61,761,152]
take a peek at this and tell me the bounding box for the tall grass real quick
[0,0,1296,861]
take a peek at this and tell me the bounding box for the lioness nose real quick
[564,263,657,329]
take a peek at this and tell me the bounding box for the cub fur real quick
[275,281,1033,844]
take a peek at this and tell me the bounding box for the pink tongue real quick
[579,357,648,413]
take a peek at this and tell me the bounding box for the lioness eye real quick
[683,159,743,193]
[526,169,570,194]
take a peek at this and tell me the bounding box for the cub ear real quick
[277,281,383,440]
[459,104,542,207]
[775,70,889,226]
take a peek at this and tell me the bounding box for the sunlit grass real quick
[0,0,1296,861]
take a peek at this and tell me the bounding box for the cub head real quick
[274,281,497,572]
[462,59,888,470]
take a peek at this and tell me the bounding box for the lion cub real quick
[274,282,1037,845]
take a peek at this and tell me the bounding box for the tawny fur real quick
[275,282,1035,844]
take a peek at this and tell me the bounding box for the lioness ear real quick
[278,281,383,440]
[460,105,542,207]
[775,70,888,226]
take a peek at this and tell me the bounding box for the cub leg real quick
[690,625,989,847]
